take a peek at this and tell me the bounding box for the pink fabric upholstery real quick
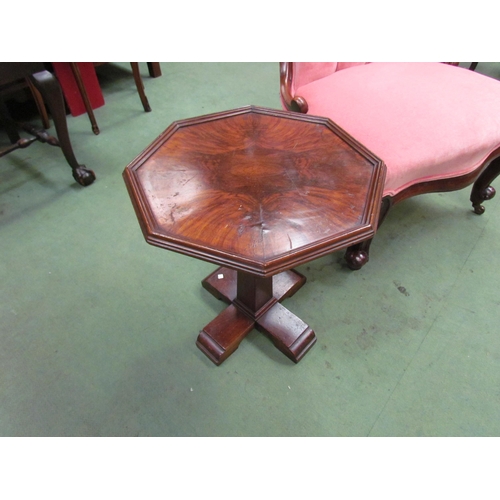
[292,62,367,95]
[291,62,500,196]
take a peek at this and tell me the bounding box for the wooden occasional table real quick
[123,106,386,365]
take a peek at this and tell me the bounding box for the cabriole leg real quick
[471,156,500,214]
[28,70,96,186]
[344,196,392,270]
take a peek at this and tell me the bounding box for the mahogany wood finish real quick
[197,268,314,365]
[0,63,95,186]
[69,62,100,135]
[147,62,162,78]
[280,62,500,270]
[26,78,51,129]
[130,63,152,113]
[280,62,309,113]
[123,106,386,365]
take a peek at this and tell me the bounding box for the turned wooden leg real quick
[471,156,500,214]
[130,62,152,112]
[0,95,57,157]
[28,70,96,186]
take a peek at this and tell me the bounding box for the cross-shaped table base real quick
[197,267,317,365]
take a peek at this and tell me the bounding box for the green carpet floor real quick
[1,62,500,436]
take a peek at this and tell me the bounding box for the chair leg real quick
[70,62,100,135]
[28,70,96,186]
[26,78,51,129]
[470,156,500,214]
[344,238,374,271]
[130,63,152,112]
[344,157,500,268]
[147,62,162,78]
[344,196,393,270]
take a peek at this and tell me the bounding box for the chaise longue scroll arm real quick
[279,62,309,113]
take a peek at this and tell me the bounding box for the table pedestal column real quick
[196,267,316,365]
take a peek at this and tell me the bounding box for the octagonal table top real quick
[123,106,386,276]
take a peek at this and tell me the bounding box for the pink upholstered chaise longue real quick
[280,62,500,269]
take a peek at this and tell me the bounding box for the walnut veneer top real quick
[123,106,386,276]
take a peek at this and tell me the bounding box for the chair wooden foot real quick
[147,62,162,78]
[69,63,100,135]
[470,156,500,215]
[28,70,95,186]
[344,196,392,270]
[344,244,371,270]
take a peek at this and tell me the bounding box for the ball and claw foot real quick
[344,249,369,270]
[472,186,496,215]
[72,165,96,186]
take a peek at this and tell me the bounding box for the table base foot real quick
[256,302,317,363]
[197,269,316,365]
[196,305,254,365]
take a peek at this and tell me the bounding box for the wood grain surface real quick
[124,106,385,275]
